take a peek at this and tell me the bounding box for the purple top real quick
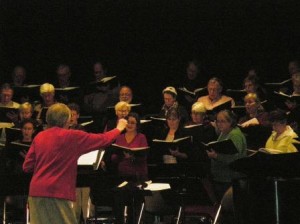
[112,133,148,180]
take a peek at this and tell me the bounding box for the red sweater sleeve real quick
[23,141,36,173]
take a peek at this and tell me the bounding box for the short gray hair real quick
[46,103,71,128]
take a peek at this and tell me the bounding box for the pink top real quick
[23,127,120,201]
[112,133,148,179]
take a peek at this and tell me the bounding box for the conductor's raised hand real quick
[116,118,128,132]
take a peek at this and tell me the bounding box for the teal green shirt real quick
[211,127,247,182]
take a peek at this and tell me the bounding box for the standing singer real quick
[23,103,127,224]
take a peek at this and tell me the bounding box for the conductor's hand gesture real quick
[116,118,128,132]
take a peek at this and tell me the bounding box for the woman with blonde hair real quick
[34,83,56,124]
[104,101,131,132]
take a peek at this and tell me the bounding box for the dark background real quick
[1,0,300,110]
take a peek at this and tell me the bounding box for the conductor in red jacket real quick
[23,103,127,224]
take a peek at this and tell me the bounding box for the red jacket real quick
[23,127,120,201]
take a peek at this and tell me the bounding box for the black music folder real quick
[146,115,167,132]
[149,116,166,122]
[264,78,292,86]
[201,139,238,154]
[177,87,206,96]
[152,136,191,151]
[13,84,40,102]
[78,115,93,123]
[238,124,272,150]
[183,124,203,136]
[226,89,247,103]
[146,116,167,128]
[231,105,246,118]
[206,100,232,118]
[97,76,117,84]
[105,103,142,117]
[55,86,80,92]
[80,120,94,127]
[0,107,19,123]
[273,91,300,104]
[5,127,22,146]
[90,76,119,90]
[8,141,30,153]
[55,86,81,104]
[111,143,149,156]
[39,107,49,124]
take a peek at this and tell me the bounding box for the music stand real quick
[230,152,300,224]
[112,181,153,224]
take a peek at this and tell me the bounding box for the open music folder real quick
[111,143,149,156]
[13,84,40,102]
[37,107,49,124]
[7,141,31,159]
[183,124,204,138]
[206,100,232,117]
[264,78,292,86]
[201,139,238,154]
[55,86,81,104]
[273,91,300,104]
[77,149,105,170]
[177,86,206,96]
[5,127,22,146]
[152,136,191,151]
[226,89,247,103]
[0,107,19,123]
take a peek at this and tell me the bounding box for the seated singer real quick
[265,109,298,153]
[185,102,218,204]
[110,112,148,223]
[156,107,191,164]
[23,103,127,224]
[159,86,189,123]
[198,77,235,111]
[206,110,247,201]
[238,93,270,127]
[112,112,148,180]
[104,101,131,132]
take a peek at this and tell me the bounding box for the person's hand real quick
[124,151,133,159]
[116,118,128,132]
[206,149,218,159]
[210,121,217,129]
[169,148,188,159]
[100,161,106,171]
[169,148,180,157]
[6,111,18,123]
[285,100,297,110]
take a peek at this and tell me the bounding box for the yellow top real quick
[265,126,298,153]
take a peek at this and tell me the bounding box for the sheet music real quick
[144,183,171,191]
[78,149,105,168]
